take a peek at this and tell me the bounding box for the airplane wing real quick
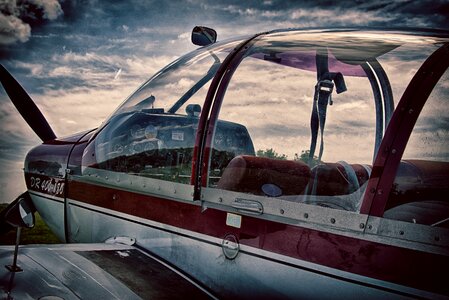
[0,243,216,299]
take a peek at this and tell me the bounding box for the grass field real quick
[0,203,60,245]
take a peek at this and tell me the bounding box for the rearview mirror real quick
[192,26,217,46]
[4,194,35,228]
[3,193,35,273]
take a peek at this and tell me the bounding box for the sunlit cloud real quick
[37,87,136,136]
[289,8,392,26]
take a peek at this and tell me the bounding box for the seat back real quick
[384,160,449,226]
[308,162,371,196]
[387,159,449,209]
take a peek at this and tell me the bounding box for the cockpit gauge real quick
[130,124,145,139]
[214,132,224,147]
[113,143,123,154]
[145,125,158,139]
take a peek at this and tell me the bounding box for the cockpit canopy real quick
[83,29,448,225]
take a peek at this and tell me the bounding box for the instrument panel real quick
[94,111,255,183]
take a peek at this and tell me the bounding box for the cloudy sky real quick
[0,0,448,203]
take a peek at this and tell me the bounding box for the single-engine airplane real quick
[1,26,449,299]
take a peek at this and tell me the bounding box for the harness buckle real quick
[317,79,334,94]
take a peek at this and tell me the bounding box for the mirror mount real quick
[191,26,217,46]
[6,227,24,272]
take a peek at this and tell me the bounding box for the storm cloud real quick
[0,0,63,45]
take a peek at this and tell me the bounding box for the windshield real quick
[84,37,245,183]
[109,37,243,118]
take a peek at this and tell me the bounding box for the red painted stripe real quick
[64,178,449,296]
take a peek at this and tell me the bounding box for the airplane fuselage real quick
[15,28,449,299]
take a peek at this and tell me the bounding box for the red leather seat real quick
[217,155,311,196]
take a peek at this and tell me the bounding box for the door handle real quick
[222,240,238,251]
[232,198,263,215]
[222,234,239,260]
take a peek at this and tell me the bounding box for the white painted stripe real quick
[29,190,64,203]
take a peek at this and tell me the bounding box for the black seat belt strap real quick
[308,49,347,165]
[309,49,332,164]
